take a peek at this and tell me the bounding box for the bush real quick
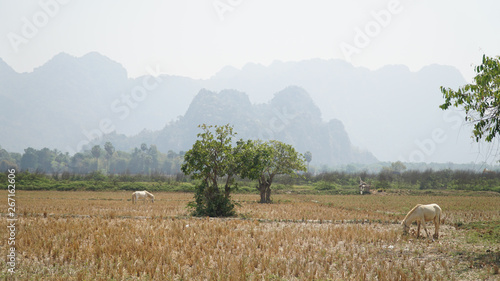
[85,171,106,181]
[313,181,339,191]
[55,183,76,191]
[188,181,236,217]
[119,182,146,191]
[171,182,196,192]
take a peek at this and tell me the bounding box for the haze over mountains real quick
[0,52,483,165]
[101,86,378,166]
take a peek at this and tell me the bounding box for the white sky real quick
[1,0,499,81]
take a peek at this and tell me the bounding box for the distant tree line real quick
[2,144,500,194]
[302,166,500,193]
[0,143,185,176]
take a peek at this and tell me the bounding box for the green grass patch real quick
[457,221,500,244]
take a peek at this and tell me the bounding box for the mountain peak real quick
[212,65,240,79]
[0,53,472,163]
[146,86,376,165]
[184,89,252,124]
[271,86,322,121]
[32,52,75,72]
[417,64,466,82]
[273,85,311,100]
[33,52,127,78]
[376,64,411,73]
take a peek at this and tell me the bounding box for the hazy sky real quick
[1,0,499,82]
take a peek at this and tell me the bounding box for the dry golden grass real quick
[1,191,499,280]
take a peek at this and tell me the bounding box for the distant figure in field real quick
[359,178,371,195]
[402,203,441,239]
[132,190,155,204]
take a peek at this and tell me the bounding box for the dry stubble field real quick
[1,190,500,280]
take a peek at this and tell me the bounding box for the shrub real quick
[85,170,106,181]
[313,181,339,191]
[188,181,236,217]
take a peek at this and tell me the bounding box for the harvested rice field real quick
[1,191,499,280]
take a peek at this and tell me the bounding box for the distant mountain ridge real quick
[102,86,378,165]
[0,52,483,163]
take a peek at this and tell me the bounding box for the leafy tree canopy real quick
[181,124,307,212]
[240,140,307,203]
[181,124,240,216]
[440,55,500,142]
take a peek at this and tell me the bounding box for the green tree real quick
[104,142,115,173]
[37,148,55,173]
[129,147,144,173]
[391,161,406,173]
[91,145,102,170]
[148,144,160,173]
[111,151,130,174]
[167,150,176,159]
[304,151,312,171]
[71,152,85,173]
[144,154,153,175]
[181,124,241,217]
[21,147,38,172]
[440,55,500,142]
[0,147,19,171]
[241,140,307,203]
[51,151,70,174]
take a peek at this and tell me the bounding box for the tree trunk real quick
[224,175,233,198]
[265,185,271,203]
[259,189,266,203]
[258,181,272,203]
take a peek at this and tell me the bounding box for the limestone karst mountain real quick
[0,52,476,164]
[104,86,377,165]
